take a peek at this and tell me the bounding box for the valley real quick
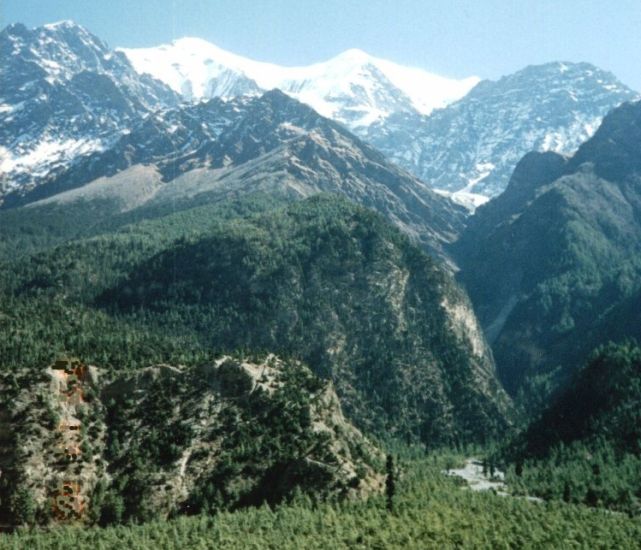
[1,13,641,548]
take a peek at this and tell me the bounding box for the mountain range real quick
[365,62,638,201]
[2,21,637,211]
[120,35,638,203]
[15,89,467,262]
[2,19,640,421]
[1,22,474,262]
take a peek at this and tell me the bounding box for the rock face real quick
[0,358,106,525]
[0,355,382,527]
[365,62,638,201]
[454,99,641,400]
[0,21,178,203]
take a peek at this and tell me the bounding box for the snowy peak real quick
[0,21,178,201]
[1,20,110,83]
[120,36,265,100]
[469,61,634,106]
[120,38,479,127]
[365,61,639,199]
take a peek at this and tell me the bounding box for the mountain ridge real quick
[366,61,638,200]
[11,89,468,263]
[454,98,641,400]
[120,36,479,126]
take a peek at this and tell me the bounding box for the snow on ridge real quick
[0,137,104,181]
[373,58,480,114]
[434,187,489,213]
[42,20,78,30]
[120,38,479,121]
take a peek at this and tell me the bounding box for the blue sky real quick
[4,0,640,90]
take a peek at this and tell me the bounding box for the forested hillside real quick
[501,343,641,514]
[1,194,510,450]
[454,99,641,404]
[0,355,382,527]
[3,454,640,548]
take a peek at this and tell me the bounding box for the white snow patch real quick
[434,161,494,211]
[0,138,104,176]
[43,20,77,30]
[278,122,308,135]
[466,162,495,188]
[434,188,489,213]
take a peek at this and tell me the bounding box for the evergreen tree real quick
[9,487,36,525]
[99,491,125,526]
[385,454,395,512]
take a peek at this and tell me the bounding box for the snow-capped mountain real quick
[3,21,638,212]
[120,38,479,128]
[0,20,467,260]
[365,62,639,200]
[0,21,178,201]
[121,41,639,205]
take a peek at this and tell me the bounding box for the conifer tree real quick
[9,487,36,525]
[385,454,395,512]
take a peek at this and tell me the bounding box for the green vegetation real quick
[0,190,510,532]
[4,140,640,541]
[2,455,640,549]
[501,343,641,515]
[0,354,382,528]
[505,443,641,515]
[455,101,641,406]
[518,343,641,456]
[0,194,510,447]
[385,454,396,511]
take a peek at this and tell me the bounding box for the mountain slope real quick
[454,98,641,400]
[95,196,511,444]
[2,192,510,446]
[121,38,478,127]
[501,343,641,514]
[21,90,468,261]
[519,343,641,457]
[0,355,382,526]
[0,21,178,202]
[366,62,638,201]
